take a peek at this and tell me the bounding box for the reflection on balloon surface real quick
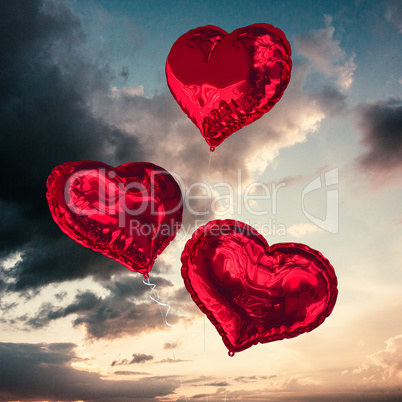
[47,161,183,276]
[181,220,338,354]
[166,24,292,149]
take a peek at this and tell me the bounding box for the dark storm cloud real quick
[310,86,347,116]
[0,0,143,290]
[1,0,332,294]
[111,353,154,366]
[356,97,402,171]
[9,237,120,292]
[0,342,177,401]
[21,273,190,339]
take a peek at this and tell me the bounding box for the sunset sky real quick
[1,0,402,401]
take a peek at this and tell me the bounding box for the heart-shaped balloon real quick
[166,24,292,150]
[47,161,183,277]
[181,220,337,355]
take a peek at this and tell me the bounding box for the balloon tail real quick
[142,276,173,327]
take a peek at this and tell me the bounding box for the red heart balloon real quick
[181,220,338,355]
[47,161,183,277]
[166,24,292,150]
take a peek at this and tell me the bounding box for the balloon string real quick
[201,146,211,402]
[202,152,213,402]
[224,356,229,402]
[203,315,209,401]
[203,314,206,353]
[142,276,188,401]
[171,347,188,402]
[142,276,172,327]
[203,151,213,224]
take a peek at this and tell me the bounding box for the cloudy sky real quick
[1,0,401,400]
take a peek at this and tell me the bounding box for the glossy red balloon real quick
[181,220,338,355]
[47,161,183,277]
[166,24,292,150]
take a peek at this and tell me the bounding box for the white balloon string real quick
[207,151,212,176]
[202,152,213,402]
[203,151,213,223]
[203,314,206,353]
[171,347,188,402]
[203,315,209,401]
[142,276,188,401]
[224,356,229,402]
[142,276,172,327]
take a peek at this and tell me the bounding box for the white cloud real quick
[287,223,320,237]
[111,85,145,98]
[243,63,325,176]
[335,55,356,90]
[294,15,356,90]
[352,334,402,385]
[1,251,22,270]
[91,58,327,188]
